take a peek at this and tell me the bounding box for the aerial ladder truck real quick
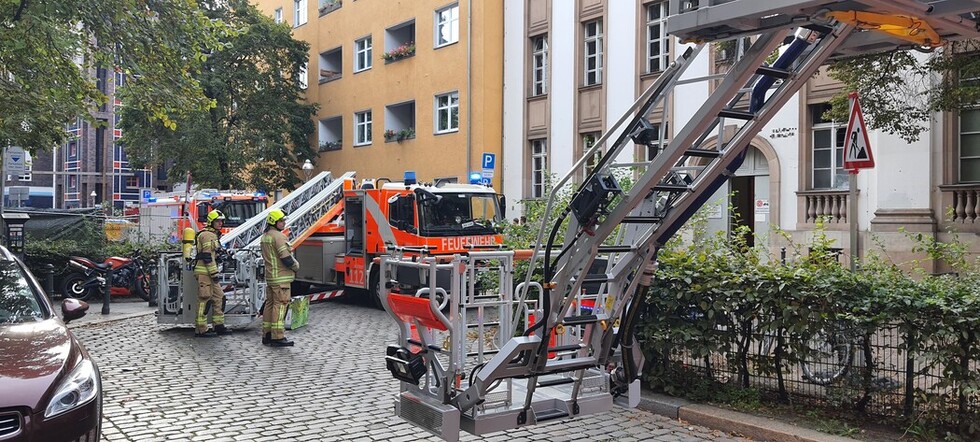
[377,0,980,440]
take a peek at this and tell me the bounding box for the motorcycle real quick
[62,250,154,302]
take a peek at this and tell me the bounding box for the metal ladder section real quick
[465,20,859,429]
[220,171,355,250]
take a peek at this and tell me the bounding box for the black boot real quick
[262,332,272,345]
[270,338,294,347]
[215,325,232,335]
[195,330,217,338]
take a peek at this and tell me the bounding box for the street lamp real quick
[89,190,97,208]
[302,159,314,182]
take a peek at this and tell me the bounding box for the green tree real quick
[120,0,317,191]
[826,40,980,143]
[0,0,224,151]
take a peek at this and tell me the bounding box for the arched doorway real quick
[704,145,774,247]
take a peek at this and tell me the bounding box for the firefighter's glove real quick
[290,263,300,272]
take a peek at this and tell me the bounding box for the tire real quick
[367,268,384,310]
[800,326,854,385]
[134,269,153,302]
[61,273,94,301]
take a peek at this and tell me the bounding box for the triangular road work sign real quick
[843,91,875,171]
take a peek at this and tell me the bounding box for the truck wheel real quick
[368,270,384,310]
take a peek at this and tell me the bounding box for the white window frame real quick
[434,3,460,48]
[584,20,603,86]
[531,35,548,96]
[434,91,459,134]
[294,0,307,27]
[354,110,372,146]
[646,2,669,73]
[811,106,848,190]
[583,132,602,178]
[298,63,308,90]
[530,139,548,199]
[354,36,373,72]
[274,7,283,24]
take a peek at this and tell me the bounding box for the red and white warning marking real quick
[308,290,344,302]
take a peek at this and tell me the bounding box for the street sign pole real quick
[849,171,858,272]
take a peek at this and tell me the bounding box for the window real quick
[583,132,603,177]
[810,103,848,189]
[354,110,372,146]
[68,175,77,189]
[435,91,459,133]
[531,35,548,96]
[319,47,342,83]
[435,3,459,47]
[385,101,416,141]
[318,116,343,151]
[355,36,372,72]
[388,194,416,232]
[298,63,308,89]
[95,126,106,172]
[294,0,307,27]
[68,141,77,158]
[584,20,603,86]
[646,2,669,73]
[530,139,548,198]
[126,176,139,188]
[274,7,283,24]
[961,108,980,182]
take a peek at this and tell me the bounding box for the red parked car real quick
[0,246,102,441]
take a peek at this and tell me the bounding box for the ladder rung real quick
[535,408,570,422]
[581,275,609,283]
[548,344,584,353]
[544,356,597,374]
[653,184,692,193]
[596,245,635,253]
[561,315,598,326]
[684,148,721,158]
[466,321,501,328]
[621,216,663,223]
[537,378,575,388]
[466,349,500,357]
[718,109,755,120]
[756,66,791,79]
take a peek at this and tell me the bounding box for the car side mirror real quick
[62,298,90,324]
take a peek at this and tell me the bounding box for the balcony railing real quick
[940,184,980,224]
[798,190,849,224]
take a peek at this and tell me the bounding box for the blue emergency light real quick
[469,172,482,184]
[404,171,417,185]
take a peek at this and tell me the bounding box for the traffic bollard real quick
[101,267,112,315]
[41,263,55,296]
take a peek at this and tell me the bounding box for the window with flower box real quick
[384,101,416,142]
[384,20,416,63]
[318,0,341,17]
[319,116,343,151]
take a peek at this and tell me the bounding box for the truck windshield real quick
[212,200,265,227]
[418,193,501,236]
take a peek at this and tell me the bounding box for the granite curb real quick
[638,390,858,442]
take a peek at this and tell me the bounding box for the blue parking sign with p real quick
[482,153,495,170]
[142,189,151,200]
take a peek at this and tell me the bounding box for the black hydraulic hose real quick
[620,252,659,385]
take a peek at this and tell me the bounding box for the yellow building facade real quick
[253,0,504,185]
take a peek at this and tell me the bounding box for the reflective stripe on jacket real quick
[261,229,297,284]
[193,228,221,276]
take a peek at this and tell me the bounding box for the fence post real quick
[101,267,111,315]
[904,332,915,418]
[41,263,55,295]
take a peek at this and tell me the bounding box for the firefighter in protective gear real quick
[193,210,230,337]
[261,209,299,347]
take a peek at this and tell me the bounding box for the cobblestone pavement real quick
[72,300,750,441]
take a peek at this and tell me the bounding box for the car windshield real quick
[212,200,265,227]
[418,193,501,236]
[0,261,45,324]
